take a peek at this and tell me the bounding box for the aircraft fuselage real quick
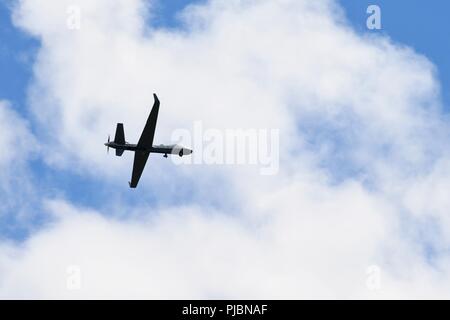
[104,141,192,157]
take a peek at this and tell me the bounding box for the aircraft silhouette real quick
[105,94,192,188]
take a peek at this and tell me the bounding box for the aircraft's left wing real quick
[129,151,150,188]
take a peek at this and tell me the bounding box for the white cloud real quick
[0,190,448,299]
[2,0,450,298]
[12,0,446,183]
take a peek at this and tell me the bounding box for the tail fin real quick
[114,123,125,144]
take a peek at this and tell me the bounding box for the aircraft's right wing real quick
[129,94,160,188]
[137,93,160,150]
[129,151,150,188]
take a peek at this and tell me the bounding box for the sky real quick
[1,0,450,299]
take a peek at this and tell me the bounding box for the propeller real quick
[107,135,110,154]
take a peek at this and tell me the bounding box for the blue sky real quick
[0,0,449,239]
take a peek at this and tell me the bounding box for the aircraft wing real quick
[137,93,160,150]
[129,151,150,188]
[129,94,160,188]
